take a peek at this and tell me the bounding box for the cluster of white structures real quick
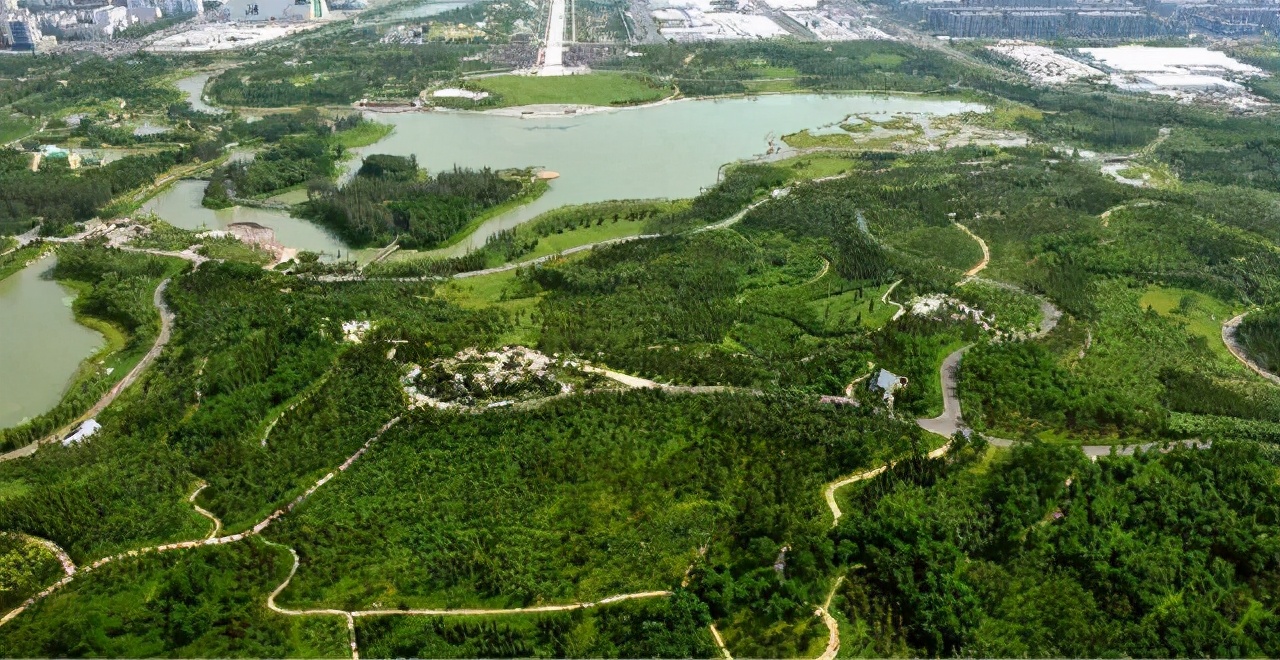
[786,8,889,40]
[148,21,318,51]
[988,41,1105,84]
[341,320,373,343]
[431,88,492,101]
[1079,45,1266,101]
[652,5,787,41]
[991,41,1269,106]
[911,293,1002,334]
[402,346,574,411]
[649,0,891,42]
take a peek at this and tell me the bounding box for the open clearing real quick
[471,73,671,108]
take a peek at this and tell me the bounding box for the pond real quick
[176,73,226,115]
[0,256,103,430]
[141,180,350,258]
[349,93,986,257]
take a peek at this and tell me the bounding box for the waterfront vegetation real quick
[5,27,1280,660]
[299,155,537,249]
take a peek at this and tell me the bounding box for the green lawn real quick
[1139,285,1237,363]
[776,153,860,181]
[471,73,671,108]
[518,220,647,262]
[437,269,543,345]
[805,282,899,333]
[0,115,34,143]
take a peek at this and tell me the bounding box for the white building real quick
[222,0,328,21]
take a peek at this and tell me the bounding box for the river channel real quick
[141,181,350,258]
[0,256,103,430]
[176,73,225,115]
[349,93,985,257]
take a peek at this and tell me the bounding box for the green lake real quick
[0,256,102,429]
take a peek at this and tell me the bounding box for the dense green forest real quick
[0,536,62,613]
[267,392,918,611]
[0,540,349,657]
[357,593,715,658]
[299,155,533,249]
[0,148,190,236]
[834,440,1280,657]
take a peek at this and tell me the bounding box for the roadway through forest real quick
[1222,312,1280,387]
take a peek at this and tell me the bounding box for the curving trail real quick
[814,575,845,660]
[825,348,967,527]
[0,278,176,464]
[881,280,906,322]
[189,482,223,540]
[0,535,77,627]
[806,257,831,286]
[0,410,679,660]
[953,222,989,279]
[582,365,739,395]
[0,417,403,631]
[1222,312,1280,387]
[709,624,733,659]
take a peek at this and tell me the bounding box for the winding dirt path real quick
[825,348,967,527]
[0,278,177,464]
[709,624,733,659]
[814,575,845,660]
[0,535,76,627]
[953,222,989,279]
[881,280,905,322]
[0,410,677,660]
[189,482,222,540]
[1222,312,1280,387]
[0,417,403,631]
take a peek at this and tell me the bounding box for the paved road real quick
[1222,312,1280,387]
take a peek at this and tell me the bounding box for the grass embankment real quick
[331,120,393,149]
[437,269,544,346]
[470,73,671,108]
[0,244,49,282]
[0,114,35,144]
